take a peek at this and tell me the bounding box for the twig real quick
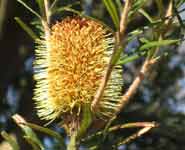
[44,0,50,25]
[117,125,154,146]
[115,0,174,115]
[82,122,157,142]
[42,0,50,38]
[91,0,133,111]
[119,0,132,39]
[116,58,156,114]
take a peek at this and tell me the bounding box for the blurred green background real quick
[0,0,185,150]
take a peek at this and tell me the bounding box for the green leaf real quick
[111,46,123,65]
[24,136,43,150]
[50,0,59,10]
[139,37,150,43]
[103,0,119,29]
[129,0,147,17]
[155,0,164,17]
[139,39,180,51]
[138,9,154,23]
[77,104,92,140]
[127,29,143,42]
[25,122,66,149]
[14,17,38,40]
[117,52,146,65]
[36,0,44,14]
[1,131,20,150]
[17,0,42,19]
[20,125,44,150]
[115,0,122,14]
[12,114,44,150]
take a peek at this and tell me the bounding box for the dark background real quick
[0,0,185,150]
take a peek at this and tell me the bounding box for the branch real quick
[42,0,50,37]
[114,0,174,115]
[82,122,158,143]
[119,0,132,39]
[44,0,50,25]
[117,125,155,145]
[42,0,51,58]
[116,59,157,114]
[91,0,133,111]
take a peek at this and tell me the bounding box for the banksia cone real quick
[34,17,123,122]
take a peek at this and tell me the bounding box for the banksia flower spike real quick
[34,17,123,123]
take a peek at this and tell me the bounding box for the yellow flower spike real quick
[33,17,123,122]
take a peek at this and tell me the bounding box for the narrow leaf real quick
[12,114,44,150]
[36,0,44,14]
[1,131,20,150]
[115,0,122,14]
[111,46,123,65]
[103,0,119,29]
[117,53,145,65]
[25,122,66,148]
[50,0,59,10]
[139,37,150,43]
[17,0,42,19]
[15,17,38,40]
[77,104,92,139]
[138,9,154,23]
[24,136,43,150]
[129,0,147,17]
[139,39,180,51]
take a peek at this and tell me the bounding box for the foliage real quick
[0,0,185,150]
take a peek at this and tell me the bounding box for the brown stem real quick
[115,0,173,115]
[117,126,155,145]
[91,0,133,111]
[119,0,132,39]
[44,0,50,25]
[116,59,157,114]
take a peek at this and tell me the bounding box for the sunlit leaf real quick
[139,39,180,51]
[117,52,145,65]
[139,37,150,43]
[111,46,124,65]
[138,9,154,23]
[103,0,119,29]
[1,131,20,150]
[15,17,38,40]
[173,4,185,29]
[129,0,147,17]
